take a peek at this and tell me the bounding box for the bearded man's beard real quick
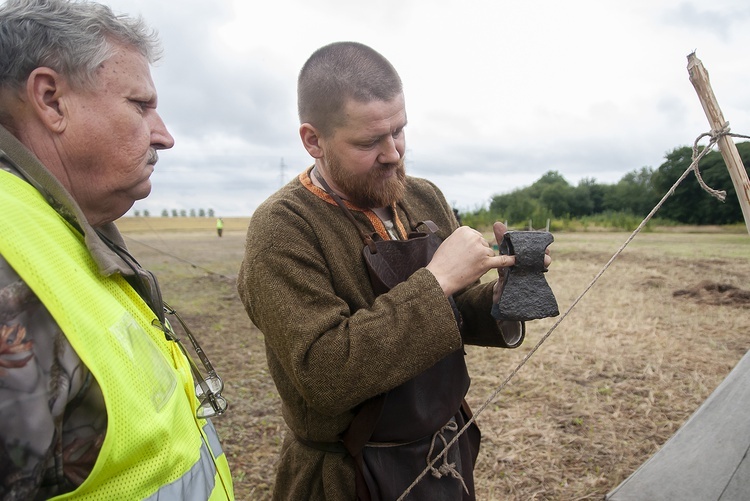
[323,147,406,209]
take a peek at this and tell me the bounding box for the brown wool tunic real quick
[237,168,518,500]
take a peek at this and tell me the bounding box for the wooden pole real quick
[687,52,750,236]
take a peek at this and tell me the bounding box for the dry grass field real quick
[118,217,750,500]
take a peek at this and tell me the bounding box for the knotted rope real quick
[396,125,748,501]
[425,420,469,495]
[691,123,750,201]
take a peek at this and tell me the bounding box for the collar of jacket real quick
[299,166,408,241]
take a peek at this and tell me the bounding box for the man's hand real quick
[426,226,514,297]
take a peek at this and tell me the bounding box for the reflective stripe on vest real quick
[0,170,234,500]
[144,422,226,501]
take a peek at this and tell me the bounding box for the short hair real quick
[0,0,161,93]
[297,41,403,137]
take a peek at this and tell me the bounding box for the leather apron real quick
[315,172,480,501]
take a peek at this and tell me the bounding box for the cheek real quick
[340,150,376,175]
[88,120,147,162]
[115,125,152,161]
[104,140,150,180]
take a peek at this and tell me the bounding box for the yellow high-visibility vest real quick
[0,170,234,500]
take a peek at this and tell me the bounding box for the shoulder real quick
[250,176,322,232]
[404,175,445,197]
[403,175,451,211]
[244,175,336,261]
[400,175,456,232]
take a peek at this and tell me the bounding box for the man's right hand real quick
[426,226,515,297]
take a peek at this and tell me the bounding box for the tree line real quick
[132,208,216,218]
[461,141,750,229]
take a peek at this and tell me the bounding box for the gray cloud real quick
[115,0,750,217]
[664,2,750,41]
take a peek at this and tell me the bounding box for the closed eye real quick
[130,100,147,112]
[130,98,156,114]
[357,139,379,149]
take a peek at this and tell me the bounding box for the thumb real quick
[493,221,508,246]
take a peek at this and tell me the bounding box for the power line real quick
[279,157,286,188]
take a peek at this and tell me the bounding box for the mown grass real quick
[120,218,750,500]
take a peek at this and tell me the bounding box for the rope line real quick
[122,233,235,281]
[396,126,739,501]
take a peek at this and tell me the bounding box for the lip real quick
[377,164,397,179]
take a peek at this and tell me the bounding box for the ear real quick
[25,67,69,133]
[299,123,324,159]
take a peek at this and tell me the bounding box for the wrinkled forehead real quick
[91,44,156,94]
[336,93,406,131]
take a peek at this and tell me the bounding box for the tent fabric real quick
[606,348,750,501]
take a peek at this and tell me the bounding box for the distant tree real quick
[539,184,577,217]
[171,209,178,217]
[653,142,750,224]
[477,143,750,227]
[573,178,604,215]
[604,167,659,216]
[208,208,215,218]
[133,210,140,217]
[199,208,206,217]
[490,189,530,221]
[490,189,552,226]
[491,171,572,222]
[179,209,187,217]
[527,171,569,197]
[143,210,150,217]
[460,206,496,229]
[578,178,613,214]
[189,208,196,217]
[161,209,169,217]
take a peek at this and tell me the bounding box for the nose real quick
[377,135,403,164]
[150,111,175,150]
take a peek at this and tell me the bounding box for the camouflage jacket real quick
[0,126,152,500]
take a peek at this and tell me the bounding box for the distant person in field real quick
[0,0,233,498]
[217,217,224,237]
[237,41,552,500]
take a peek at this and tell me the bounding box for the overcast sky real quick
[105,0,750,217]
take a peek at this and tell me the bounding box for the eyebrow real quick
[363,121,408,142]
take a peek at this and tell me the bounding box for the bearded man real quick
[238,41,546,500]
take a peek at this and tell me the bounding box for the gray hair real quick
[0,0,161,92]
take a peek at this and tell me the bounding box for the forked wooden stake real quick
[687,52,750,235]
